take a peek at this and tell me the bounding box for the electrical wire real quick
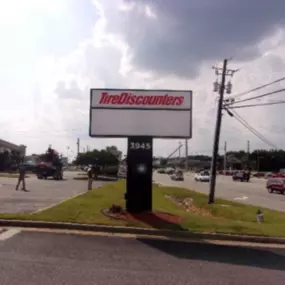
[227,109,278,149]
[231,111,278,149]
[226,88,285,106]
[231,110,277,148]
[228,76,285,100]
[226,100,285,109]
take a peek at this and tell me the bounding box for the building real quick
[0,139,27,171]
[0,139,26,157]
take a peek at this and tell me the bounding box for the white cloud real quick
[1,0,285,162]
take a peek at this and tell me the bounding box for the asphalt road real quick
[0,171,104,214]
[154,172,285,212]
[1,229,285,285]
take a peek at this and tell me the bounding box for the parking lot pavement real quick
[1,230,285,285]
[154,172,285,212]
[0,171,104,214]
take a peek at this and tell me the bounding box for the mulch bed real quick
[102,206,183,229]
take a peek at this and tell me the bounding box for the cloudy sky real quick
[1,0,285,160]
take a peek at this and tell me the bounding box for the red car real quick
[266,177,285,194]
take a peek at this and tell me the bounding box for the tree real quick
[74,147,119,167]
[160,158,168,167]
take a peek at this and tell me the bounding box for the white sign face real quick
[90,89,192,138]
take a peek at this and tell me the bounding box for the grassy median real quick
[1,180,285,237]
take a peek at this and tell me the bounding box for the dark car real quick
[232,171,250,182]
[171,170,184,181]
[36,162,63,180]
[157,168,166,174]
[22,163,37,173]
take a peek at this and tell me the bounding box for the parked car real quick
[252,172,265,178]
[265,172,273,179]
[266,177,285,194]
[157,168,166,174]
[194,171,210,182]
[171,170,184,181]
[232,171,250,182]
[165,167,175,175]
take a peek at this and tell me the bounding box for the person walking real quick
[15,163,27,191]
[87,165,98,191]
[87,165,93,191]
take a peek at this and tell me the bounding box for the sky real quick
[1,0,285,161]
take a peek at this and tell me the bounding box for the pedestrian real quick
[87,165,93,191]
[87,165,99,191]
[15,163,27,191]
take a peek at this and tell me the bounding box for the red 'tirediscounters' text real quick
[98,92,185,106]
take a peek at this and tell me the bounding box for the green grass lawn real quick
[1,180,285,237]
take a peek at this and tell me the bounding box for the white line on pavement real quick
[0,228,21,241]
[233,196,248,201]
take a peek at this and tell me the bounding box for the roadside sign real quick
[89,89,192,138]
[89,88,193,213]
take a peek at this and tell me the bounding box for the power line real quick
[227,109,278,149]
[228,76,285,100]
[226,100,285,109]
[231,110,277,148]
[226,88,285,106]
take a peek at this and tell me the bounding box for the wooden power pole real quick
[209,59,238,204]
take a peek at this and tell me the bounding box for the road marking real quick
[233,196,248,201]
[31,192,85,214]
[0,228,21,241]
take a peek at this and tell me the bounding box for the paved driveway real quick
[0,171,104,214]
[154,172,285,212]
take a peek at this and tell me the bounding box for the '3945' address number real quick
[130,142,152,150]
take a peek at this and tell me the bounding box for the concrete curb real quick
[0,219,285,244]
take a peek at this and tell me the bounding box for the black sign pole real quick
[125,136,153,213]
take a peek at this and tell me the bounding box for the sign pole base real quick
[125,136,153,213]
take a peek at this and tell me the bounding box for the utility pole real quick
[247,140,250,168]
[208,59,238,204]
[256,151,260,171]
[185,139,188,171]
[224,141,227,174]
[178,141,182,158]
[76,138,80,156]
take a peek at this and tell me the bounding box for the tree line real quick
[223,149,285,172]
[158,149,285,172]
[185,149,285,172]
[72,146,121,175]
